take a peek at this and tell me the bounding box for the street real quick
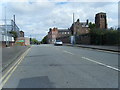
[2,44,118,88]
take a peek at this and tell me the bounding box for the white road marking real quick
[0,48,31,89]
[82,57,120,72]
[61,49,119,72]
[63,50,75,55]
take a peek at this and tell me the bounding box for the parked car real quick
[54,40,63,46]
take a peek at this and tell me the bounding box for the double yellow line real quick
[0,48,31,89]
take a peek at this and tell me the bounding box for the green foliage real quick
[9,31,18,40]
[31,38,40,44]
[41,35,48,44]
[88,22,96,29]
[90,29,119,45]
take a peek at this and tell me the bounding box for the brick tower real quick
[95,12,107,29]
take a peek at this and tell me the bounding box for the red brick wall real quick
[57,36,70,43]
[47,28,58,44]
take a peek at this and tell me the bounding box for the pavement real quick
[64,44,119,52]
[2,46,29,71]
[2,44,119,88]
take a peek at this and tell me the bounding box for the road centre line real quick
[63,50,75,55]
[62,49,120,72]
[82,57,120,72]
[0,48,31,89]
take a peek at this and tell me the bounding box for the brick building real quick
[47,19,90,44]
[70,19,90,35]
[95,12,107,29]
[47,28,58,44]
[47,12,108,45]
[57,29,71,38]
[16,37,30,46]
[47,28,71,44]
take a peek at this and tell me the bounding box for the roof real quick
[58,29,70,32]
[80,22,88,27]
[96,12,106,15]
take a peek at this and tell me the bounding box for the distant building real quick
[47,12,108,45]
[47,28,71,44]
[57,29,71,38]
[0,20,20,37]
[47,28,58,44]
[0,18,21,47]
[20,31,24,37]
[70,19,90,35]
[95,12,107,29]
[16,37,30,46]
[47,19,89,44]
[1,26,15,47]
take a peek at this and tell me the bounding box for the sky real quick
[0,0,119,41]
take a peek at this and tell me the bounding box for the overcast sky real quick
[0,0,118,41]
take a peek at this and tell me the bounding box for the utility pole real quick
[71,13,75,46]
[13,15,15,31]
[53,21,56,43]
[73,13,75,35]
[5,6,8,47]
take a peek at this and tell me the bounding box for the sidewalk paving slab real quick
[64,44,119,52]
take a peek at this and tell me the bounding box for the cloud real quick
[0,1,118,40]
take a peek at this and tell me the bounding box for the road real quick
[2,44,119,88]
[2,46,28,71]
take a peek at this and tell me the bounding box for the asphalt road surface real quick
[2,46,28,71]
[2,44,119,88]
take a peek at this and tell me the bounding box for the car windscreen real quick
[56,40,62,42]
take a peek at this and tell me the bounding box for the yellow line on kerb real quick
[1,49,28,81]
[0,48,31,89]
[0,57,23,82]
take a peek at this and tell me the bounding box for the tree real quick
[89,29,119,45]
[88,22,96,30]
[41,35,48,44]
[31,38,40,44]
[9,31,18,41]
